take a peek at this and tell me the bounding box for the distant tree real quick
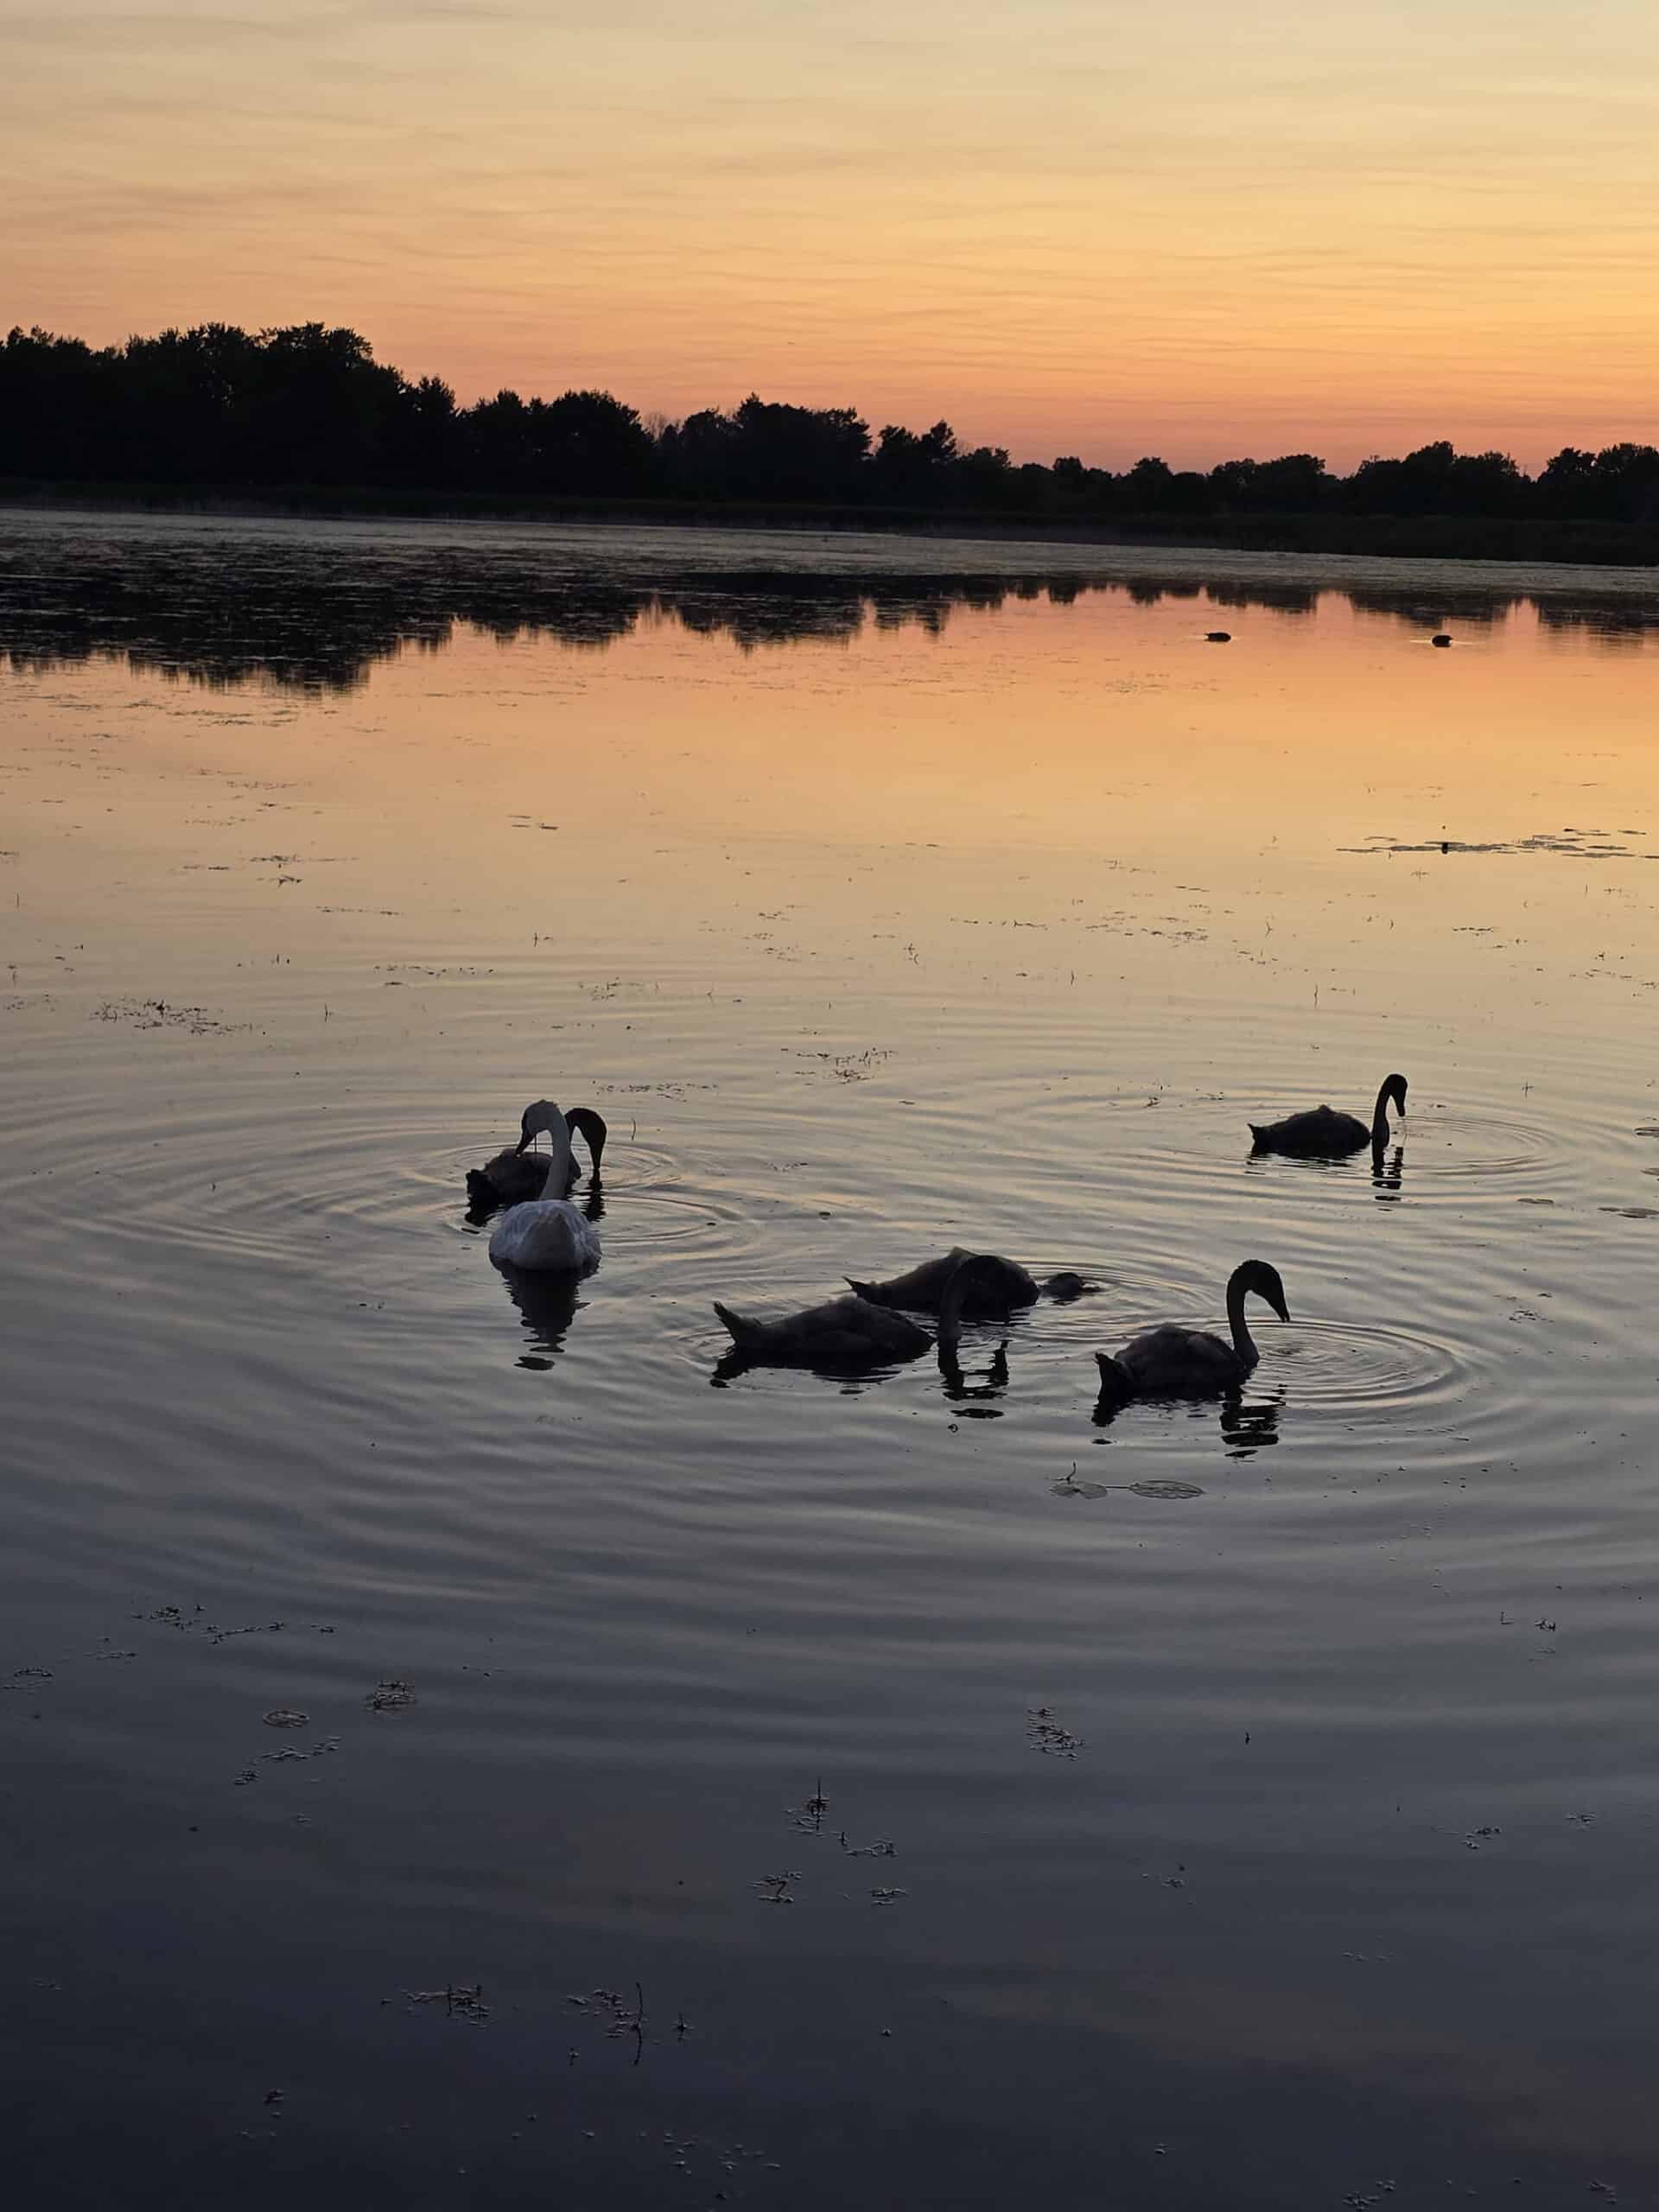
[1210,454,1330,512]
[868,420,959,504]
[1122,454,1176,507]
[465,389,535,487]
[229,324,410,484]
[0,326,120,478]
[953,443,1017,508]
[1346,441,1527,519]
[1048,454,1117,514]
[721,396,870,503]
[1536,446,1597,518]
[658,407,737,499]
[8,315,1659,531]
[1587,442,1659,523]
[392,373,462,486]
[118,323,261,480]
[535,390,656,496]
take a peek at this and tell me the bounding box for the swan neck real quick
[1225,1274,1258,1368]
[1370,1081,1395,1147]
[541,1116,575,1193]
[937,1255,1000,1349]
[566,1106,607,1176]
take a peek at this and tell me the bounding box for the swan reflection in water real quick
[938,1335,1011,1416]
[490,1183,604,1370]
[1091,1382,1284,1455]
[1243,1135,1408,1203]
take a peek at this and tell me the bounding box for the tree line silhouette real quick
[4,321,1659,529]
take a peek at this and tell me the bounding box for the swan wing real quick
[715,1293,930,1363]
[488,1199,601,1274]
[471,1147,562,1208]
[847,1249,974,1311]
[846,1249,1036,1315]
[1251,1105,1369,1157]
[1117,1325,1240,1395]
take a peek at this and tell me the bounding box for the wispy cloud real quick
[3,0,1659,464]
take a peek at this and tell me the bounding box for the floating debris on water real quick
[565,1984,647,2051]
[92,996,246,1034]
[261,1735,339,1768]
[262,1707,309,1729]
[786,1779,830,1834]
[1052,1463,1204,1502]
[365,1680,416,1713]
[1052,1465,1112,1499]
[1027,1707,1081,1758]
[404,1982,489,2024]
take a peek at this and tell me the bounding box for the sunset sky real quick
[4,0,1657,469]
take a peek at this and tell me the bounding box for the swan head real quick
[516,1099,569,1154]
[1230,1259,1290,1324]
[1382,1072,1408,1118]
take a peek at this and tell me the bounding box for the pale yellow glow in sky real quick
[4,1,1658,467]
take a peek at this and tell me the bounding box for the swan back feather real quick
[847,1247,1039,1317]
[714,1293,931,1365]
[1249,1075,1407,1159]
[488,1197,601,1273]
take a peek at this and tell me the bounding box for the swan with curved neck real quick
[847,1247,1093,1317]
[467,1098,607,1211]
[1249,1074,1407,1160]
[1094,1260,1289,1404]
[715,1252,1018,1371]
[486,1102,604,1272]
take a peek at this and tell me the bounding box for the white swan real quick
[486,1101,603,1274]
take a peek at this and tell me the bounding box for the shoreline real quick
[3,478,1659,571]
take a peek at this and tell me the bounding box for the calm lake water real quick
[6,508,1659,2209]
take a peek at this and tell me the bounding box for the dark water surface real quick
[6,510,1659,2208]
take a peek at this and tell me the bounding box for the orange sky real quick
[4,1,1658,469]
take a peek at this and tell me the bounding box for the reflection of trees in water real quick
[1207,581,1318,616]
[3,527,1656,694]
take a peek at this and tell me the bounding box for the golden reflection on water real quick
[10,541,1659,2204]
[10,583,1659,1033]
[360,593,1659,865]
